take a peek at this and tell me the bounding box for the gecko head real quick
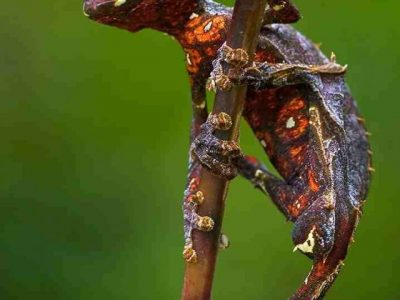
[83,0,202,33]
[83,0,148,32]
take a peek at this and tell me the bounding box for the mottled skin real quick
[83,0,371,299]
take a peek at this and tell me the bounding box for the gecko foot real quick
[220,43,249,67]
[207,43,250,91]
[183,178,215,263]
[191,113,243,179]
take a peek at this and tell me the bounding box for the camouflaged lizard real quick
[83,1,372,298]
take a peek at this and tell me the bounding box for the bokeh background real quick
[1,0,399,299]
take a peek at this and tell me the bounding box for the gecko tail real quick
[290,205,358,300]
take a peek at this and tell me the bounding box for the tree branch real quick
[181,1,268,299]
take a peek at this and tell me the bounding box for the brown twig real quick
[181,1,268,299]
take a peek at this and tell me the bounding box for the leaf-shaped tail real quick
[290,203,358,300]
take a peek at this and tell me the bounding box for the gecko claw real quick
[183,244,198,263]
[208,43,250,92]
[221,44,249,67]
[195,216,215,231]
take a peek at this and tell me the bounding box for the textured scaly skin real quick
[83,1,371,298]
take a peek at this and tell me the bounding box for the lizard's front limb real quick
[182,83,249,262]
[182,83,215,263]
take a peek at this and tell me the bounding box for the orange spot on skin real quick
[288,97,306,110]
[246,156,259,165]
[289,144,308,164]
[183,16,226,44]
[308,170,320,192]
[289,194,309,217]
[205,47,215,56]
[276,97,309,140]
[298,195,308,206]
[182,16,202,44]
[186,16,202,28]
[185,49,202,74]
[290,145,304,157]
[288,116,308,138]
[276,114,309,140]
[181,16,227,75]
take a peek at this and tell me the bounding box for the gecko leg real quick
[183,176,215,263]
[191,112,243,179]
[237,155,333,230]
[209,46,346,92]
[236,155,299,221]
[236,155,336,260]
[182,83,215,263]
[236,58,346,89]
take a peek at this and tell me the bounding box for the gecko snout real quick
[83,0,144,31]
[83,0,138,18]
[83,0,113,16]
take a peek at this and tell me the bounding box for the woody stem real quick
[181,0,268,299]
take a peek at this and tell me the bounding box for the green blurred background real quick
[1,0,399,299]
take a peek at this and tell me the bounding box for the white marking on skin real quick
[255,169,264,178]
[304,271,311,285]
[82,2,89,17]
[286,116,296,128]
[260,140,267,147]
[195,101,206,109]
[189,12,199,19]
[293,227,316,253]
[204,21,213,32]
[114,0,126,7]
[186,53,192,66]
[254,170,267,193]
[273,4,285,11]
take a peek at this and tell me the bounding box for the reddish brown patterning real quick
[83,1,371,299]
